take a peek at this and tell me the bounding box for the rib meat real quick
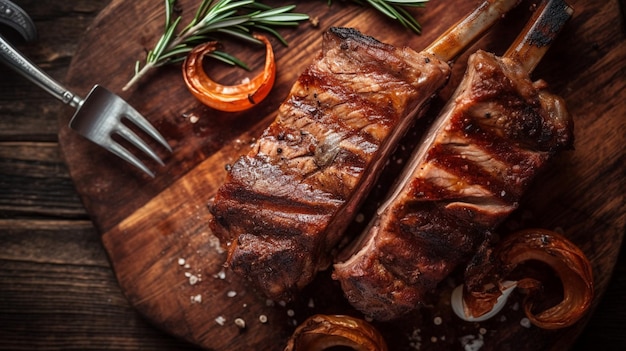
[210,0,521,301]
[210,27,450,300]
[333,13,574,319]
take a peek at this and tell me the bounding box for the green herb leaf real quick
[329,0,427,34]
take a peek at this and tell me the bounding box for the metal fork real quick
[0,0,171,178]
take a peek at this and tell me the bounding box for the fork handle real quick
[0,34,83,108]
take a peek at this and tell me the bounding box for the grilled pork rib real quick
[210,27,450,300]
[333,48,574,320]
[210,0,521,301]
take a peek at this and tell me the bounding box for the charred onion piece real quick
[284,314,388,351]
[182,34,275,112]
[460,229,594,329]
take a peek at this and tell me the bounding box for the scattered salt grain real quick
[215,269,226,280]
[520,317,531,328]
[208,234,225,254]
[215,316,226,326]
[259,315,268,323]
[234,318,246,329]
[227,290,237,298]
[459,334,484,351]
[178,258,186,266]
[190,294,202,304]
[189,274,199,285]
[433,316,442,326]
[287,309,295,317]
[408,328,422,350]
[190,115,199,124]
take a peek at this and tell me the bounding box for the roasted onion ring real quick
[284,314,388,351]
[458,228,594,329]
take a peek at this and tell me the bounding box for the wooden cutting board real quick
[57,0,626,350]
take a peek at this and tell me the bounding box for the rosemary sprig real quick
[123,0,309,91]
[329,0,427,34]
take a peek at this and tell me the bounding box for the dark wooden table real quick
[0,0,624,350]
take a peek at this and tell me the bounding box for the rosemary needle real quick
[123,0,309,91]
[329,0,428,34]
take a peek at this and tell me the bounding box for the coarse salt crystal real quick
[520,317,531,328]
[259,315,268,323]
[209,234,225,254]
[189,275,199,285]
[234,318,246,329]
[227,290,237,298]
[215,316,226,326]
[460,334,484,351]
[190,294,202,304]
[433,316,442,325]
[178,258,186,266]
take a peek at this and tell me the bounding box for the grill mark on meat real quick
[210,27,450,301]
[333,50,574,321]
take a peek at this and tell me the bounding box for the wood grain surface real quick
[0,0,624,350]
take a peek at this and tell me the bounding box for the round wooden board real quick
[57,0,625,350]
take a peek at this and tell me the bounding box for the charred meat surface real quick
[333,49,574,321]
[209,27,450,301]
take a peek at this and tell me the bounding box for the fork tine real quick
[107,140,156,178]
[115,123,165,166]
[122,104,172,153]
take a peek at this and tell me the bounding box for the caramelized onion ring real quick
[460,228,594,329]
[182,34,275,112]
[284,314,388,351]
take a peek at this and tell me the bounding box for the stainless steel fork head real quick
[69,85,172,178]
